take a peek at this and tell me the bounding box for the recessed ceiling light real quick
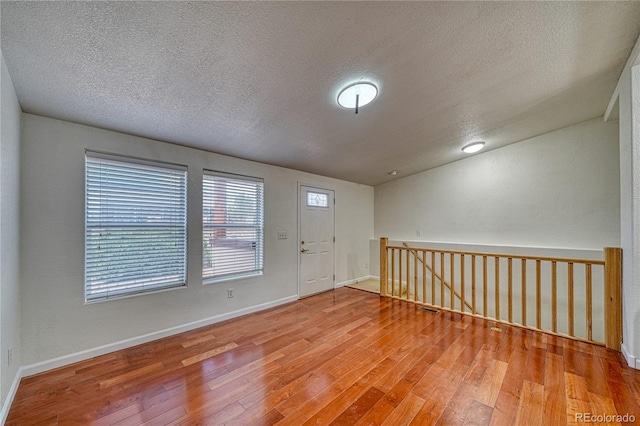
[337,82,378,114]
[462,142,485,153]
[388,170,398,176]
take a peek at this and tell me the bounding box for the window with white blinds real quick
[85,153,187,301]
[203,171,264,282]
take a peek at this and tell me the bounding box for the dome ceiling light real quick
[337,81,378,114]
[462,141,485,154]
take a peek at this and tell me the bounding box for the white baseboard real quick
[336,275,376,288]
[21,295,298,378]
[621,343,639,369]
[0,366,24,424]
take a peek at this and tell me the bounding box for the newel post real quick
[604,247,623,351]
[380,237,388,296]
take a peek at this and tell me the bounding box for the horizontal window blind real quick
[85,153,187,301]
[203,171,264,281]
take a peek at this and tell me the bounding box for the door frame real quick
[297,182,336,298]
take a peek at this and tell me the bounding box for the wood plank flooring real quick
[7,287,640,425]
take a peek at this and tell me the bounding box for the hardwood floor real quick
[7,287,640,425]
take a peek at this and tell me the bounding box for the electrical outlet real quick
[227,288,234,298]
[8,347,12,366]
[416,229,422,237]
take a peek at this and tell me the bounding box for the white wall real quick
[633,65,640,369]
[375,117,620,250]
[20,114,373,367]
[616,60,640,369]
[0,53,22,406]
[606,32,640,369]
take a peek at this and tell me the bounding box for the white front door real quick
[299,185,335,298]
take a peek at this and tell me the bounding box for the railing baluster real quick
[552,261,557,333]
[422,251,427,304]
[401,249,405,298]
[450,253,455,310]
[536,260,541,330]
[403,249,407,299]
[483,256,488,317]
[460,254,465,313]
[508,258,513,323]
[440,252,445,307]
[586,263,593,342]
[568,262,574,337]
[521,259,527,326]
[406,248,410,300]
[398,249,401,298]
[414,249,418,301]
[472,255,476,314]
[380,238,388,297]
[391,248,396,297]
[495,257,500,320]
[431,252,436,305]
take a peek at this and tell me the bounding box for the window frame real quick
[306,190,330,208]
[202,170,265,284]
[84,151,188,302]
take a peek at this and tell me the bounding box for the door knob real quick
[301,248,309,253]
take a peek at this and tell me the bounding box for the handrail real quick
[387,245,605,265]
[402,242,473,311]
[379,237,622,351]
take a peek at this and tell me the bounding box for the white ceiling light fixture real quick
[337,81,378,114]
[461,141,485,153]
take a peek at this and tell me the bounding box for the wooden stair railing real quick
[379,237,623,351]
[402,242,473,312]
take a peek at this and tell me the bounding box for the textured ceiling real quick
[2,2,640,185]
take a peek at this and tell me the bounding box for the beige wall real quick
[375,117,620,250]
[0,52,22,406]
[19,114,373,367]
